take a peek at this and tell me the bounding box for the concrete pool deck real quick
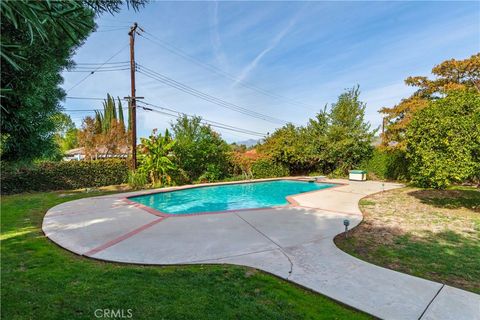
[43,179,480,320]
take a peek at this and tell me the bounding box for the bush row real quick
[251,159,290,179]
[359,149,409,181]
[1,159,129,194]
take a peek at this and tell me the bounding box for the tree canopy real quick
[53,113,79,153]
[0,0,146,161]
[258,124,316,173]
[324,86,376,173]
[380,53,480,150]
[77,94,130,158]
[259,86,375,175]
[406,90,480,189]
[171,115,231,182]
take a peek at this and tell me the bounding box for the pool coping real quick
[122,177,346,218]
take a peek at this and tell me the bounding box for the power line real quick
[138,100,267,137]
[61,98,266,137]
[66,43,129,92]
[66,96,127,101]
[137,103,266,138]
[138,106,265,138]
[75,61,129,65]
[66,64,130,72]
[62,109,102,112]
[96,23,131,27]
[65,68,130,73]
[138,67,286,125]
[64,96,267,137]
[71,66,129,70]
[138,30,317,111]
[72,64,130,69]
[137,64,296,126]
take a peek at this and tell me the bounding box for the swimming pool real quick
[128,180,335,215]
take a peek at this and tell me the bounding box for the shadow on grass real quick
[407,189,480,212]
[335,224,480,294]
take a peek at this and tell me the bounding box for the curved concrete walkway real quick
[43,179,480,320]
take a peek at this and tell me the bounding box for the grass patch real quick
[359,200,376,206]
[1,189,370,319]
[335,186,480,293]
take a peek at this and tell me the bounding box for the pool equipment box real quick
[349,170,367,181]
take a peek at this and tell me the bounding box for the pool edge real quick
[123,177,346,217]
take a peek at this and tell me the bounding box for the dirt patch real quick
[245,268,258,278]
[335,186,480,293]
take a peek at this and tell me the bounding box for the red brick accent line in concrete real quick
[293,205,362,217]
[86,179,348,258]
[83,217,166,257]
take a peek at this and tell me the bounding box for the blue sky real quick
[62,1,480,142]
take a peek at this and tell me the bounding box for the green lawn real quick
[335,186,480,294]
[1,189,370,320]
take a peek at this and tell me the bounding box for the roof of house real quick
[65,146,130,156]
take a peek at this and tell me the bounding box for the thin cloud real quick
[233,13,299,86]
[211,1,229,69]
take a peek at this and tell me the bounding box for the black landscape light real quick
[343,219,350,238]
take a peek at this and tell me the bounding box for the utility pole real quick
[129,22,138,169]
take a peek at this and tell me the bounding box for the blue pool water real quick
[129,180,335,214]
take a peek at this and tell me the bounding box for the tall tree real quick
[52,113,79,152]
[0,0,146,161]
[117,98,125,132]
[0,0,146,71]
[78,94,130,156]
[102,94,118,132]
[258,124,316,174]
[306,107,330,172]
[1,3,94,160]
[406,89,480,189]
[94,111,103,134]
[171,115,230,182]
[380,53,480,150]
[77,116,99,160]
[258,88,375,174]
[324,86,376,173]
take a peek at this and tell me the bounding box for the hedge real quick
[251,159,290,179]
[1,159,129,194]
[359,149,409,181]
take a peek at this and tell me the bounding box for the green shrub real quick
[169,168,190,186]
[172,115,231,182]
[328,167,348,179]
[385,150,409,181]
[220,174,247,182]
[406,90,480,189]
[251,159,290,179]
[359,149,409,181]
[1,159,128,194]
[197,164,224,183]
[308,171,325,177]
[128,170,148,189]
